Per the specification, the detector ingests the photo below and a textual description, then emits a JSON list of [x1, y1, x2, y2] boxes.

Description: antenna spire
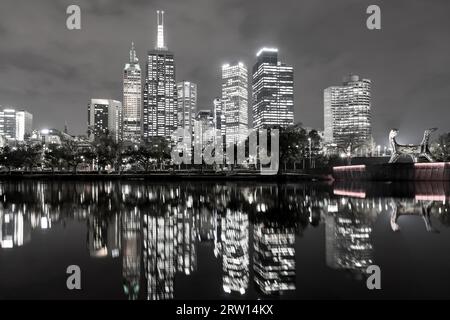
[[156, 10, 167, 50], [130, 41, 138, 63]]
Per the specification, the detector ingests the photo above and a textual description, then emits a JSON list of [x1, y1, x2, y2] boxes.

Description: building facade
[[177, 81, 197, 141], [0, 108, 33, 141], [213, 98, 226, 139], [222, 63, 248, 146], [123, 42, 142, 143], [324, 75, 372, 154], [143, 10, 177, 141], [88, 99, 122, 142], [194, 110, 215, 147], [252, 48, 294, 130]]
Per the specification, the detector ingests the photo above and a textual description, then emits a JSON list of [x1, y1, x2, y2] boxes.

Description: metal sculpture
[[388, 128, 437, 163]]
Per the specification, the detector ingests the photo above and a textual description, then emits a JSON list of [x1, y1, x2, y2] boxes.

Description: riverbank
[[0, 171, 332, 181]]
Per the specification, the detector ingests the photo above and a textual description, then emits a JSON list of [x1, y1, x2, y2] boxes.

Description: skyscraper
[[252, 48, 294, 130], [222, 63, 248, 145], [88, 99, 122, 142], [0, 108, 33, 141], [213, 98, 226, 138], [194, 110, 215, 147], [123, 42, 142, 143], [177, 81, 197, 140], [324, 75, 372, 154], [143, 10, 177, 141]]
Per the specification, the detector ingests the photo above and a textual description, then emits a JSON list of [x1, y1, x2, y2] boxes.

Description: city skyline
[[0, 0, 449, 146]]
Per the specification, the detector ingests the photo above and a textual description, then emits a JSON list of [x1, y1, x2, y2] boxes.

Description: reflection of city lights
[[40, 217, 49, 229]]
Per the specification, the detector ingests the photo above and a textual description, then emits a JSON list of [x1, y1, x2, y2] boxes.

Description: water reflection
[[1, 180, 450, 299]]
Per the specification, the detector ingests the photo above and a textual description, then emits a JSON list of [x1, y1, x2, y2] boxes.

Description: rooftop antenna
[[156, 10, 167, 50], [130, 41, 138, 63]]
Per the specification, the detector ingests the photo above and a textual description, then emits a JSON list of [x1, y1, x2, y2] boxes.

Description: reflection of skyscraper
[[87, 214, 121, 258], [0, 209, 31, 248], [144, 214, 176, 300], [198, 207, 215, 242], [325, 199, 374, 274], [122, 210, 141, 300], [175, 202, 197, 275], [253, 222, 296, 295], [221, 209, 249, 295]]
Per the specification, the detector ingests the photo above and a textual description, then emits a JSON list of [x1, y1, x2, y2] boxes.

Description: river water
[[1, 180, 450, 299]]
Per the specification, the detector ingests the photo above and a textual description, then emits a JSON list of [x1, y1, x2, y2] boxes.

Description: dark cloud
[[0, 0, 449, 147]]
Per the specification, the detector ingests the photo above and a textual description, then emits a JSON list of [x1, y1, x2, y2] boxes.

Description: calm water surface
[[1, 180, 450, 300]]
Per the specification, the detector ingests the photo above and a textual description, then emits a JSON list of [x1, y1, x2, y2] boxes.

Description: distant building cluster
[[87, 10, 297, 150], [0, 10, 376, 157]]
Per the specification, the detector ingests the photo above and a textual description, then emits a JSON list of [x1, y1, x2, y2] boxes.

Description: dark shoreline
[[0, 171, 332, 181]]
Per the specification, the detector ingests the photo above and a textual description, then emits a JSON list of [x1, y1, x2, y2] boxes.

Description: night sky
[[0, 0, 449, 146]]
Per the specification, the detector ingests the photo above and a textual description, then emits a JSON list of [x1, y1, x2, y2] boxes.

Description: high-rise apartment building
[[123, 42, 142, 143], [252, 48, 294, 129], [143, 10, 177, 141], [177, 81, 197, 140], [88, 99, 122, 142], [222, 63, 248, 145], [324, 74, 372, 153]]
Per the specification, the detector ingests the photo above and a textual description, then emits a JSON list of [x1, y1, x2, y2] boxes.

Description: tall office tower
[[252, 48, 294, 130], [177, 81, 197, 140], [222, 62, 248, 145], [324, 74, 372, 153], [87, 99, 122, 142], [194, 110, 215, 147], [213, 98, 226, 138], [123, 42, 142, 143], [253, 222, 296, 295], [143, 10, 177, 141], [0, 108, 33, 141]]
